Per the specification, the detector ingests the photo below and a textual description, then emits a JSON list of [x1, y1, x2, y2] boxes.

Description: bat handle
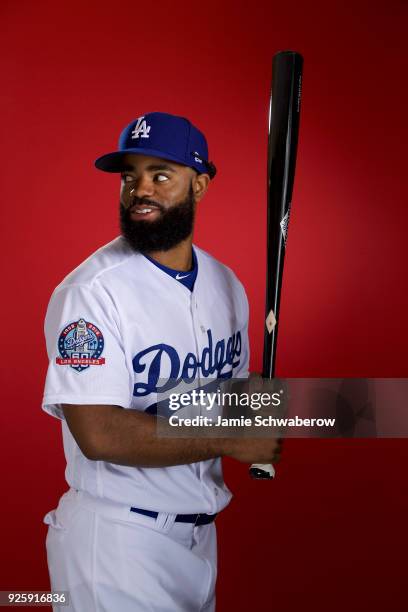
[[249, 463, 276, 479]]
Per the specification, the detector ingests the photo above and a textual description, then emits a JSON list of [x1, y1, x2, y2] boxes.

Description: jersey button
[[200, 325, 206, 333]]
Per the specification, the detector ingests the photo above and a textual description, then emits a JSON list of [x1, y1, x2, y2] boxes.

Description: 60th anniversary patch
[[56, 318, 105, 372]]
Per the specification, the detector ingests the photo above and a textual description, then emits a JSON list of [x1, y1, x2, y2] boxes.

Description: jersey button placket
[[190, 294, 202, 388], [190, 293, 203, 479], [192, 294, 208, 399]]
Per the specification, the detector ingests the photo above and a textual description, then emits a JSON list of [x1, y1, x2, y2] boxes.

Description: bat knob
[[249, 464, 276, 479]]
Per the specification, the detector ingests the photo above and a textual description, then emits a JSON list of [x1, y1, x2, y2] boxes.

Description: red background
[[1, 1, 407, 610]]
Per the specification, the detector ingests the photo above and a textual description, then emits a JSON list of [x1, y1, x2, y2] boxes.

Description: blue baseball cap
[[94, 112, 216, 179]]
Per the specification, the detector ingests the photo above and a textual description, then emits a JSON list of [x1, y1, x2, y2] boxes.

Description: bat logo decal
[[280, 207, 291, 246]]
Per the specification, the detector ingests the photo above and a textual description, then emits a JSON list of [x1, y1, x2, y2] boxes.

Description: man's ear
[[192, 173, 210, 202]]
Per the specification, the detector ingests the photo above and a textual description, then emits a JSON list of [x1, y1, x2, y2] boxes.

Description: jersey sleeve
[[42, 283, 132, 420]]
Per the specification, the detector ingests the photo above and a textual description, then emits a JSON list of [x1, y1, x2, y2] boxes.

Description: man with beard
[[42, 112, 279, 612]]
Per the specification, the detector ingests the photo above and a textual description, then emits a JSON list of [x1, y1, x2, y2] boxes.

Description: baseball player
[[42, 112, 279, 611]]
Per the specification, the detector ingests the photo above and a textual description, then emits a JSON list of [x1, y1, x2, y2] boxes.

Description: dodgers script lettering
[[132, 329, 242, 396]]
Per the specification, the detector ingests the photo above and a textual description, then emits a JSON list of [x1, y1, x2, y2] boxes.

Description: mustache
[[128, 196, 165, 213]]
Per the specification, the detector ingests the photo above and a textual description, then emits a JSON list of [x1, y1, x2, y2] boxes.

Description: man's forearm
[[63, 404, 228, 467]]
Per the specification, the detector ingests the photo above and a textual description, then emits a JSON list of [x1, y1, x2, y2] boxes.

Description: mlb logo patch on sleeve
[[56, 318, 105, 372]]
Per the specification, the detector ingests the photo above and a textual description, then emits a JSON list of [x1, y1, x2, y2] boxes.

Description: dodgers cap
[[94, 112, 216, 179]]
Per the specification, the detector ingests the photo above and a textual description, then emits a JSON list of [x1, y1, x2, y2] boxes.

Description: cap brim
[[94, 148, 193, 173]]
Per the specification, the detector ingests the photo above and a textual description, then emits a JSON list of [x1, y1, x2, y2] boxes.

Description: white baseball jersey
[[42, 236, 249, 514]]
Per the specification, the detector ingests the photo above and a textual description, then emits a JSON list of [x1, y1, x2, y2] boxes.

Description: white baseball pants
[[43, 489, 217, 612]]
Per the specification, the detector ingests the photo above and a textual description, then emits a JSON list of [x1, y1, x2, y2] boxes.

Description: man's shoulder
[[55, 236, 139, 292], [194, 245, 244, 288]]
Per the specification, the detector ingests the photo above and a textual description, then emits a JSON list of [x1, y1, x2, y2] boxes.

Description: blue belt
[[130, 507, 217, 526]]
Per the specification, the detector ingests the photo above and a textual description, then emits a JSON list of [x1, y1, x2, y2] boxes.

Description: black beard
[[120, 184, 195, 253]]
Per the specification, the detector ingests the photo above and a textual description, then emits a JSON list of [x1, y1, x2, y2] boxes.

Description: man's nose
[[130, 175, 155, 198]]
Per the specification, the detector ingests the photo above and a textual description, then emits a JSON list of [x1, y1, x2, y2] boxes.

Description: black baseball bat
[[250, 50, 304, 479]]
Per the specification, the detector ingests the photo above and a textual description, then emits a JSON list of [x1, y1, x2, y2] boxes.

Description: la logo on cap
[[131, 116, 151, 139]]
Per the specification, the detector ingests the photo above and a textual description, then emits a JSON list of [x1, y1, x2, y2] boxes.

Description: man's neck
[[145, 237, 193, 271]]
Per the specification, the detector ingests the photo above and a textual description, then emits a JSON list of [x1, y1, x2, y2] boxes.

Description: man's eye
[[122, 175, 134, 183], [155, 174, 169, 183]]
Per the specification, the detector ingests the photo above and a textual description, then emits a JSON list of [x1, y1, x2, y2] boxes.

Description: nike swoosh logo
[[176, 273, 190, 280]]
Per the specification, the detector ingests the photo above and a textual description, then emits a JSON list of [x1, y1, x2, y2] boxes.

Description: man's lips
[[129, 202, 162, 218]]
